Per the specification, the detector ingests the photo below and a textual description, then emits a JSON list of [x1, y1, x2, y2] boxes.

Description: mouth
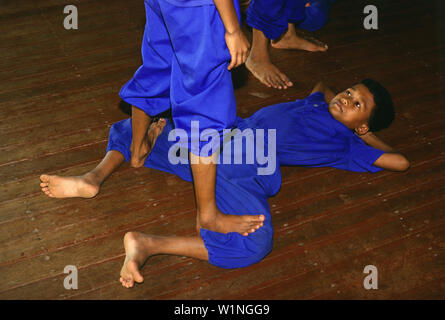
[[334, 101, 343, 113]]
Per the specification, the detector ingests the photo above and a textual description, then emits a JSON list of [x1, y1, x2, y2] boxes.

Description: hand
[[357, 131, 373, 138], [225, 29, 250, 70]]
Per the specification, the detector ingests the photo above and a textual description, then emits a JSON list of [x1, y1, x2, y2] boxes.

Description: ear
[[354, 123, 369, 136]]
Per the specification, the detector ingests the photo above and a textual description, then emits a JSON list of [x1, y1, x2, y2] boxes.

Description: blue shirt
[[105, 92, 385, 268], [236, 92, 385, 173], [161, 0, 216, 7]]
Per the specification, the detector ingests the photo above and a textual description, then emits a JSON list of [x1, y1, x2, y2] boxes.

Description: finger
[[241, 51, 248, 65], [228, 55, 236, 70], [234, 52, 242, 68]]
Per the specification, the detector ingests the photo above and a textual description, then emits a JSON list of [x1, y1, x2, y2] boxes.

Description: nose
[[341, 96, 352, 108]]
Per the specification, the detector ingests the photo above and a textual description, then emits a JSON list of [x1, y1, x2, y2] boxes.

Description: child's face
[[328, 84, 376, 134]]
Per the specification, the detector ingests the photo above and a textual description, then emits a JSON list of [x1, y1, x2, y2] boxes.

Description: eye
[[355, 102, 361, 108], [346, 90, 351, 96]]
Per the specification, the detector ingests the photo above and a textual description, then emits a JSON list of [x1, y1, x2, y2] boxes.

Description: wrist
[[225, 26, 242, 35]]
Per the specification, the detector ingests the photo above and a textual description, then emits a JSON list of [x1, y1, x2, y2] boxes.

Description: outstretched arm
[[359, 132, 410, 171], [311, 81, 336, 104], [213, 0, 250, 70]]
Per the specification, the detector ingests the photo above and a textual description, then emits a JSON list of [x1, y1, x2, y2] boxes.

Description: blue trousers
[[106, 118, 280, 268], [120, 0, 240, 156], [246, 0, 335, 39]]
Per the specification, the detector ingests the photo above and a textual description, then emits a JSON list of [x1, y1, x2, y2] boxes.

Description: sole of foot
[[39, 174, 99, 198], [120, 232, 148, 288]]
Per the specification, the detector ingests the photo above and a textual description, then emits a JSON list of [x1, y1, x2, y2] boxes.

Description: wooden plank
[[0, 0, 443, 300], [67, 181, 444, 300]]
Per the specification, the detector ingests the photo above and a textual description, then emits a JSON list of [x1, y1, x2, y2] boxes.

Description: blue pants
[[106, 118, 280, 269], [246, 0, 335, 39], [120, 0, 239, 156]]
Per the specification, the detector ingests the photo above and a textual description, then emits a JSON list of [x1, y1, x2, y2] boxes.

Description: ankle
[[249, 47, 270, 61], [83, 172, 102, 186], [197, 211, 216, 228]]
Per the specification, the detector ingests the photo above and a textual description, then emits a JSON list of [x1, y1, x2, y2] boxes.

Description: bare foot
[[130, 119, 166, 168], [40, 173, 100, 198], [120, 232, 151, 288], [198, 209, 265, 236], [130, 137, 150, 168], [147, 118, 166, 150], [271, 24, 328, 52], [246, 54, 293, 90]]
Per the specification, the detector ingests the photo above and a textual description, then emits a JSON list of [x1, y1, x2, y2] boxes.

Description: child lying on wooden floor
[[40, 79, 409, 288]]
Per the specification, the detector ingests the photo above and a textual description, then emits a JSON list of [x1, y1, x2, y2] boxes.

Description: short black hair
[[360, 79, 395, 132]]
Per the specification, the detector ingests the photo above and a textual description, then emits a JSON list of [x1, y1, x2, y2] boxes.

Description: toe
[[274, 75, 287, 88], [270, 78, 280, 89], [262, 76, 273, 88], [278, 73, 291, 86], [272, 77, 283, 89], [134, 274, 144, 283], [123, 277, 132, 288], [128, 260, 144, 283]]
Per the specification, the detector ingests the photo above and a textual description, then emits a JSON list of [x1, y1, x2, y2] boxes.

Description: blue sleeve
[[306, 91, 326, 103], [334, 137, 385, 173]]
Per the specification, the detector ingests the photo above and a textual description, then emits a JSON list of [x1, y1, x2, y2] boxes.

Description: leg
[[190, 154, 265, 236], [40, 150, 124, 199], [271, 23, 328, 51], [130, 106, 152, 168], [120, 231, 208, 288], [121, 0, 174, 167], [159, 3, 264, 236], [246, 28, 294, 90], [245, 0, 293, 89], [40, 119, 167, 198]]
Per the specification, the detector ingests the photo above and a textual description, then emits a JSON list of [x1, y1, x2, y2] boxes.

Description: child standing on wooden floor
[[121, 0, 267, 236]]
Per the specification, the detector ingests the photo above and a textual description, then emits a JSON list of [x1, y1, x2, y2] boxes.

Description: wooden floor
[[0, 0, 444, 300]]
